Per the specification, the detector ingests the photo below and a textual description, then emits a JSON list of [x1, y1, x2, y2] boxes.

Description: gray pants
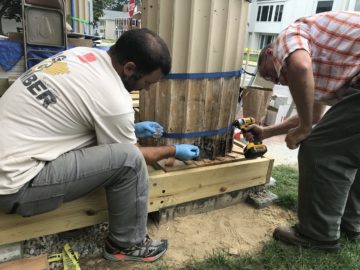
[[297, 83, 360, 241], [0, 143, 148, 247]]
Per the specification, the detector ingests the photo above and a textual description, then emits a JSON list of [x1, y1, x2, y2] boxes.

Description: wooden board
[[0, 255, 49, 270], [139, 78, 237, 156], [0, 151, 273, 245], [156, 142, 245, 172]]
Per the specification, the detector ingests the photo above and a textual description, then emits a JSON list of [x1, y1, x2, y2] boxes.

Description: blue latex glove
[[174, 144, 200, 160], [134, 121, 164, 138]]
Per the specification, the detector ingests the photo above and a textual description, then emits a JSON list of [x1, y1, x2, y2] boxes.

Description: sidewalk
[[265, 134, 298, 167]]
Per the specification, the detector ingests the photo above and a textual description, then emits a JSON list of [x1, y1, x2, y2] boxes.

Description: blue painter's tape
[[165, 69, 244, 80]]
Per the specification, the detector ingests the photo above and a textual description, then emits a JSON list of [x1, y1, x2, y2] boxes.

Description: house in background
[[114, 11, 141, 38], [98, 10, 124, 40], [247, 0, 360, 51], [98, 4, 141, 40]]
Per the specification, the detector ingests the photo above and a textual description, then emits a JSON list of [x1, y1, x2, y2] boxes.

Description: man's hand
[[174, 144, 200, 160], [243, 124, 266, 142], [135, 121, 163, 138], [285, 126, 311, 149]]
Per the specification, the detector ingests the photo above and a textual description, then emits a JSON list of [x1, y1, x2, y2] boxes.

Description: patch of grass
[[243, 53, 259, 63], [269, 165, 299, 211], [178, 239, 360, 270], [155, 165, 360, 270]]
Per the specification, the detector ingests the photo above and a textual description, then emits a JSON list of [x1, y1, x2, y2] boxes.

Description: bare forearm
[[261, 103, 325, 140], [263, 115, 299, 139], [138, 145, 176, 164]]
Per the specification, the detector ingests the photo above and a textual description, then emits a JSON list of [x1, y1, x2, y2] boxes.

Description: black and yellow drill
[[232, 117, 267, 159]]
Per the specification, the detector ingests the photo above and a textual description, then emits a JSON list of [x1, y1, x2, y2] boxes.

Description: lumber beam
[[0, 156, 273, 245]]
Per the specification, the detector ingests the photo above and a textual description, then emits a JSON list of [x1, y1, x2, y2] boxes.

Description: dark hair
[[257, 43, 273, 70], [109, 28, 171, 76]]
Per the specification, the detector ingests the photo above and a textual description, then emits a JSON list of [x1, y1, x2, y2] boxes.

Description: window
[[269, 6, 273, 21], [259, 34, 276, 49], [355, 0, 360, 11], [261, 6, 269, 21], [256, 5, 274, 22], [257, 6, 262, 21], [274, 5, 283, 22], [316, 1, 333, 13]]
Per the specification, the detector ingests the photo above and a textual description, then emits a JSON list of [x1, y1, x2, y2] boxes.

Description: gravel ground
[[23, 223, 108, 270]]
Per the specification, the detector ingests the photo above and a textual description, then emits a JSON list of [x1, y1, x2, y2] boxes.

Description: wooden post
[[140, 0, 250, 159]]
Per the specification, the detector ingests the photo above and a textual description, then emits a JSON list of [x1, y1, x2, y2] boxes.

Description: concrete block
[[246, 189, 279, 209], [0, 242, 23, 263], [158, 185, 264, 222]]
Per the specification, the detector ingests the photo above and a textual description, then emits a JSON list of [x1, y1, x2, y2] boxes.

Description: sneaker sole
[[103, 245, 168, 262]]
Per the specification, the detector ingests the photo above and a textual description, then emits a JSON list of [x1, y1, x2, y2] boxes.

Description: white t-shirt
[[0, 47, 137, 194]]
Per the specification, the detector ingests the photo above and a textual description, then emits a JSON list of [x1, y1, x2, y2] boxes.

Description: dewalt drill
[[232, 117, 267, 159]]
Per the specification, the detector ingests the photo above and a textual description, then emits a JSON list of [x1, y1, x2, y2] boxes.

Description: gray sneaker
[[103, 235, 168, 262]]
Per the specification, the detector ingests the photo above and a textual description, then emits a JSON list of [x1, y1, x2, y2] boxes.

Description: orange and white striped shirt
[[273, 11, 360, 105]]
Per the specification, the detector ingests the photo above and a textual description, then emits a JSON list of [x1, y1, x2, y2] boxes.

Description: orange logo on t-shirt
[[78, 53, 96, 63]]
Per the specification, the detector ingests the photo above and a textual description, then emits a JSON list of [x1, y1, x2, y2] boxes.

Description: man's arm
[[283, 49, 315, 149], [261, 102, 325, 139], [138, 145, 176, 164], [138, 144, 200, 164]]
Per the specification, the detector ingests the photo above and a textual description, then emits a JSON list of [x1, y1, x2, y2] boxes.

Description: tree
[[107, 0, 127, 11], [93, 0, 142, 21], [92, 0, 142, 32], [0, 0, 21, 36], [93, 0, 113, 22]]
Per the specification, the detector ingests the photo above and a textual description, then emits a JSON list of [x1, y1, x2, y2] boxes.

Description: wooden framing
[[0, 149, 273, 245]]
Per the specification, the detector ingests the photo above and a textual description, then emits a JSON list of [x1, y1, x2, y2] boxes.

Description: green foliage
[[0, 0, 21, 21], [106, 0, 128, 11], [0, 0, 22, 35], [269, 165, 299, 211], [93, 0, 142, 21], [93, 0, 113, 21]]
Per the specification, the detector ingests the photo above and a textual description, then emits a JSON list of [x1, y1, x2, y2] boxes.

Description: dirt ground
[[80, 203, 296, 269]]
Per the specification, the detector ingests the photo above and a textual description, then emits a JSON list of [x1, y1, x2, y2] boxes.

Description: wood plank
[[0, 156, 273, 245], [0, 255, 49, 270], [184, 80, 206, 145], [167, 80, 188, 146], [0, 189, 108, 245], [149, 157, 271, 210]]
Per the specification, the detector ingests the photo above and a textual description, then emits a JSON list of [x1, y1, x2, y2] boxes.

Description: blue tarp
[[26, 45, 67, 68], [0, 40, 23, 71], [0, 40, 110, 71]]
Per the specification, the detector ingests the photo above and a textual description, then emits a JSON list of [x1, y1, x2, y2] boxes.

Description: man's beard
[[121, 72, 143, 92]]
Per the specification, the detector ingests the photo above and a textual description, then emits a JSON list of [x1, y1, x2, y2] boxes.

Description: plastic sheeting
[[26, 45, 66, 68], [0, 40, 109, 71], [0, 40, 23, 71]]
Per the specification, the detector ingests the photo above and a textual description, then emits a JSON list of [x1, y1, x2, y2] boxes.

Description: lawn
[[152, 165, 360, 270], [243, 53, 259, 63]]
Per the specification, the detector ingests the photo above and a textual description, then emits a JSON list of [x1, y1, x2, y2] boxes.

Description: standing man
[[0, 28, 199, 262], [251, 11, 360, 251]]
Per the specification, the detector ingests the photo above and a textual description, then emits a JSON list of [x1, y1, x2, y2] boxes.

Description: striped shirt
[[272, 11, 360, 105]]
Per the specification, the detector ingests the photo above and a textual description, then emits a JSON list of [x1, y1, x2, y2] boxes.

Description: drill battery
[[232, 117, 267, 159]]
